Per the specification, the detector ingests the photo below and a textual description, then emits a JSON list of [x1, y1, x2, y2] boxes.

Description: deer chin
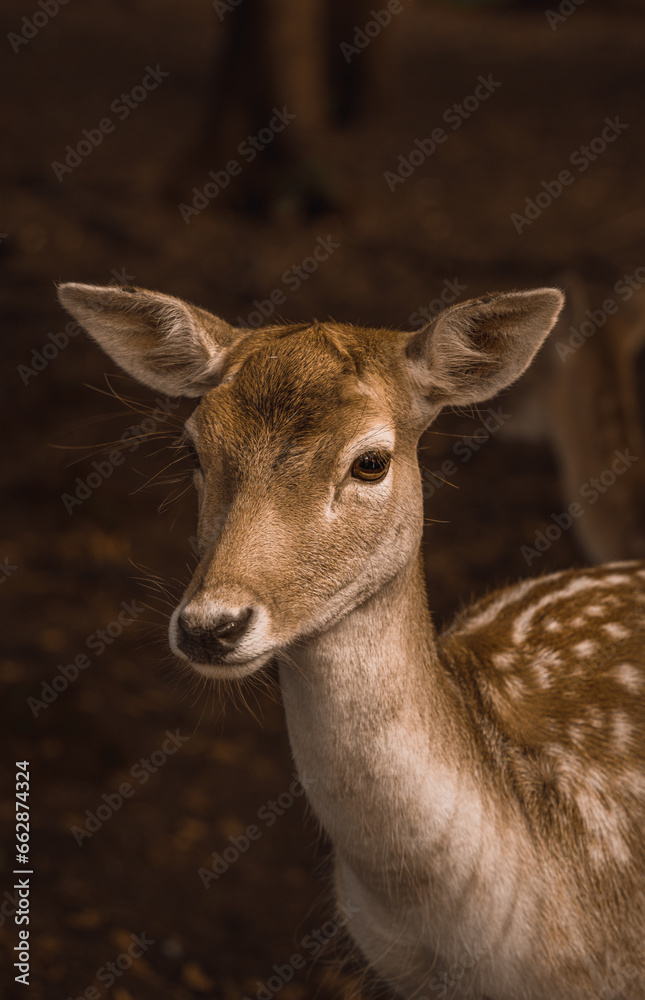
[[183, 650, 274, 680]]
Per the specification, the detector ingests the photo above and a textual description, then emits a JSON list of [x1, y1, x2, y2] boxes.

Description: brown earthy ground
[[1, 0, 645, 997]]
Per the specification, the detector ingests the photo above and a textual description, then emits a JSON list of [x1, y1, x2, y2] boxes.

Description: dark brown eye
[[186, 441, 201, 470], [351, 451, 391, 482]]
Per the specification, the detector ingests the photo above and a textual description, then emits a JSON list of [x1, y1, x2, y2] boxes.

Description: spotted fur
[[57, 281, 645, 1000]]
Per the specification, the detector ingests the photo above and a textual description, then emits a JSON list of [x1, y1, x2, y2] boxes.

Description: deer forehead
[[187, 324, 405, 468]]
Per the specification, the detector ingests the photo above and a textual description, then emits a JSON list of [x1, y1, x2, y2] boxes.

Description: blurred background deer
[[504, 271, 645, 563]]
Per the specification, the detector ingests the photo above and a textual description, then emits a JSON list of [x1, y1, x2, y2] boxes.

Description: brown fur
[[57, 282, 645, 999]]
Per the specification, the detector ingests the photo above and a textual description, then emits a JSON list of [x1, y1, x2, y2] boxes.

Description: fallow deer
[[57, 281, 645, 1000], [503, 273, 645, 566]]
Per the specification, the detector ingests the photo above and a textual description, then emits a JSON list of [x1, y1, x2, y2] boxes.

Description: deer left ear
[[57, 282, 241, 398], [404, 288, 564, 419]]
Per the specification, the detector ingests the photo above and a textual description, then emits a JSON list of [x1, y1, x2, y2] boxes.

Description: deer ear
[[405, 288, 564, 418], [57, 282, 240, 397]]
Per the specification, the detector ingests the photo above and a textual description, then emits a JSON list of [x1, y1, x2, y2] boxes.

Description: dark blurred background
[[2, 0, 645, 996]]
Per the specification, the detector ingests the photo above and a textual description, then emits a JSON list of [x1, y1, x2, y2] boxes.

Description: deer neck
[[279, 553, 509, 904]]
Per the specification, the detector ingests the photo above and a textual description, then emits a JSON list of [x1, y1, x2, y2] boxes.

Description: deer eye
[[351, 450, 391, 483], [186, 441, 202, 471]]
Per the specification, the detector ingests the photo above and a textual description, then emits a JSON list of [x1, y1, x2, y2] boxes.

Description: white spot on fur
[[602, 622, 630, 641], [574, 640, 597, 658], [531, 663, 552, 689], [611, 711, 633, 754], [530, 648, 560, 688], [585, 605, 607, 618], [492, 651, 516, 671], [505, 675, 527, 700], [545, 619, 561, 632], [511, 577, 600, 645], [610, 662, 643, 694], [458, 573, 566, 635]]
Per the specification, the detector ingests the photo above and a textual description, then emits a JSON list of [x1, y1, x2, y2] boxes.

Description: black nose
[[175, 607, 254, 662]]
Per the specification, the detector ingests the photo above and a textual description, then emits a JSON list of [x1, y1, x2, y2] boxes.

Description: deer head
[[58, 282, 563, 679]]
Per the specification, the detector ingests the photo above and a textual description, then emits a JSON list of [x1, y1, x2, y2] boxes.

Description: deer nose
[[175, 606, 254, 662]]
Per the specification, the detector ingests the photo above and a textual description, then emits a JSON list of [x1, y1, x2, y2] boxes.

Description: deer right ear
[[404, 288, 564, 421], [57, 282, 241, 397]]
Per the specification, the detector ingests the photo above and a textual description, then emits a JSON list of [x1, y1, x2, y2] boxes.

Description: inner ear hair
[[406, 288, 565, 411]]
